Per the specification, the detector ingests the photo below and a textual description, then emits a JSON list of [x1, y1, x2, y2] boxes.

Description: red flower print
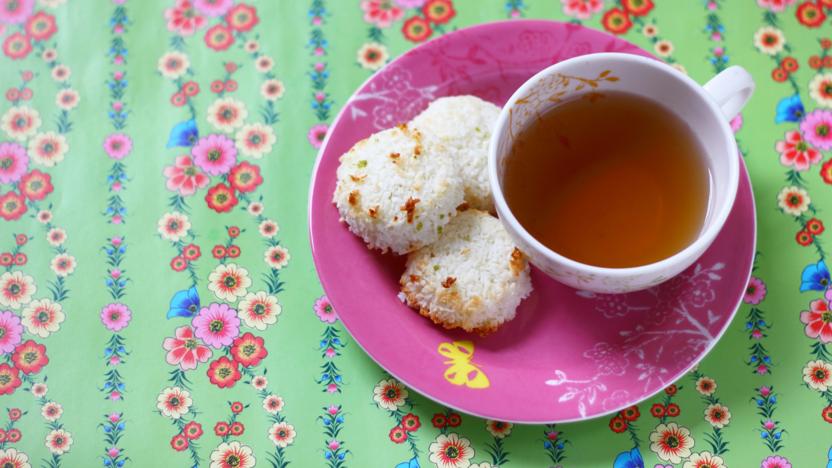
[[25, 11, 57, 41], [6, 428, 20, 443], [423, 0, 455, 24], [183, 421, 203, 439], [226, 245, 241, 258], [163, 326, 212, 371], [431, 413, 447, 428], [821, 159, 832, 184], [225, 3, 258, 31], [800, 298, 832, 342], [205, 183, 238, 213], [163, 156, 209, 197], [17, 169, 54, 200], [229, 421, 244, 436], [602, 8, 632, 34], [229, 332, 267, 368], [796, 229, 813, 246], [401, 413, 421, 432], [402, 16, 432, 42], [204, 24, 234, 51], [822, 405, 832, 423], [12, 253, 24, 266], [389, 425, 408, 444], [230, 401, 244, 414], [228, 161, 263, 193], [170, 433, 189, 451], [207, 356, 241, 388], [165, 0, 206, 36], [609, 415, 627, 433], [796, 1, 825, 27], [664, 384, 677, 396], [621, 0, 653, 16], [214, 421, 230, 436], [2, 33, 31, 60], [807, 218, 825, 235], [211, 80, 225, 93], [0, 429, 6, 442], [170, 255, 188, 272], [225, 79, 238, 92], [823, 36, 832, 48], [776, 130, 821, 170], [14, 234, 26, 245], [650, 403, 666, 418], [772, 67, 788, 83], [182, 80, 200, 97], [0, 364, 20, 395], [781, 56, 798, 73], [620, 405, 640, 421], [171, 91, 187, 107], [0, 254, 10, 266], [228, 226, 240, 237], [811, 55, 823, 69], [182, 243, 201, 261], [7, 408, 20, 421], [447, 413, 461, 427], [12, 340, 47, 375], [211, 245, 227, 258], [0, 191, 27, 221], [666, 403, 681, 417], [362, 0, 403, 28]]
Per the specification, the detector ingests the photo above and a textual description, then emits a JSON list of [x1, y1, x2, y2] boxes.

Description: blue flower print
[[775, 95, 804, 123], [801, 260, 830, 292], [166, 287, 200, 319], [613, 448, 643, 468], [395, 456, 419, 468], [166, 119, 199, 148]]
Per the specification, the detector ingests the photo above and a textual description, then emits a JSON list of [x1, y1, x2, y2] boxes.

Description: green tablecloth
[[0, 0, 830, 467]]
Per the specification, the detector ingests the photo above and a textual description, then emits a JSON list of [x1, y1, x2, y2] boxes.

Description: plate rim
[[307, 19, 758, 423]]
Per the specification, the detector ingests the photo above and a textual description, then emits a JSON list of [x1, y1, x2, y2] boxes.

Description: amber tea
[[503, 91, 710, 268]]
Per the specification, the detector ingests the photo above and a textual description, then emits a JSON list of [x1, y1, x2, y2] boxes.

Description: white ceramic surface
[[489, 52, 754, 293]]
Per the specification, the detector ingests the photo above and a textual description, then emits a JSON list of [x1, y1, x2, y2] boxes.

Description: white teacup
[[489, 53, 754, 293]]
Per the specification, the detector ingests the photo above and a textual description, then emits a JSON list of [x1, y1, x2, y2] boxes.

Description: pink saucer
[[308, 20, 755, 423]]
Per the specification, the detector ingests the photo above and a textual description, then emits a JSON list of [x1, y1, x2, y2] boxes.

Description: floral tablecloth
[[0, 0, 831, 467]]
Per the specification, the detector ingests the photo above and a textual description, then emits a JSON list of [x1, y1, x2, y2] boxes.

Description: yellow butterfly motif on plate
[[437, 340, 490, 389]]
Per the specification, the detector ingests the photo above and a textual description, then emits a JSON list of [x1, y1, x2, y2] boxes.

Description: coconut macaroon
[[333, 124, 465, 255], [399, 210, 532, 335], [411, 95, 501, 212]]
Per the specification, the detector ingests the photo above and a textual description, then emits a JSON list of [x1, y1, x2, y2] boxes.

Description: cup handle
[[703, 66, 755, 121]]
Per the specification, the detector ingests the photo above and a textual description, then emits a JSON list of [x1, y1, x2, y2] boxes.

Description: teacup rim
[[488, 52, 740, 278]]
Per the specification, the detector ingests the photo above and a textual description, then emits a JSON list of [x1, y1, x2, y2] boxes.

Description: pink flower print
[[113, 70, 123, 81], [801, 110, 832, 151], [327, 405, 339, 415], [744, 276, 767, 305], [192, 134, 237, 176], [315, 92, 326, 102], [107, 447, 120, 458], [0, 0, 34, 24], [103, 133, 133, 160], [195, 0, 233, 17], [763, 419, 776, 430], [711, 32, 721, 41], [0, 142, 28, 184], [800, 298, 832, 342], [164, 155, 209, 196], [112, 101, 123, 112], [192, 303, 240, 349], [112, 214, 123, 224], [113, 24, 124, 34], [108, 412, 121, 423], [325, 347, 336, 358], [561, 0, 604, 20], [113, 55, 124, 65], [109, 356, 120, 366], [761, 455, 792, 468], [314, 62, 325, 72], [760, 386, 771, 396], [328, 440, 340, 450], [0, 310, 23, 354], [311, 16, 321, 26], [110, 269, 121, 279], [757, 364, 768, 374], [111, 236, 122, 246], [100, 303, 132, 332], [756, 0, 795, 12], [361, 0, 403, 28], [163, 325, 212, 370], [730, 113, 743, 133], [308, 123, 328, 149], [395, 0, 425, 7], [776, 130, 821, 171], [110, 391, 121, 400], [314, 296, 337, 323], [751, 329, 763, 339], [165, 0, 205, 36], [326, 383, 338, 393]]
